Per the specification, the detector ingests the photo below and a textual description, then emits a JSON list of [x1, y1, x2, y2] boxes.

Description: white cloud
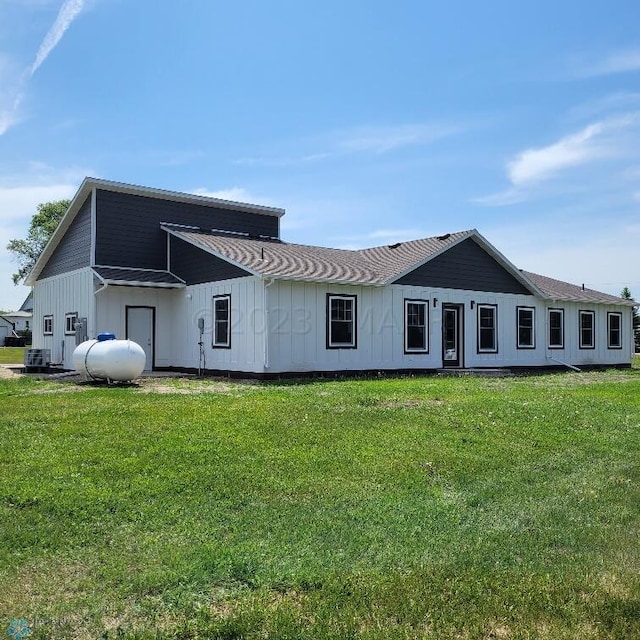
[[189, 187, 277, 207], [0, 0, 87, 137], [30, 0, 86, 76], [0, 170, 86, 309], [338, 123, 461, 154], [577, 48, 640, 78], [474, 114, 639, 206]]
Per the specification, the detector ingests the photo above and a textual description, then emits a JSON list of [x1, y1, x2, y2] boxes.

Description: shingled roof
[[164, 227, 477, 286], [522, 271, 634, 306], [164, 225, 632, 305]]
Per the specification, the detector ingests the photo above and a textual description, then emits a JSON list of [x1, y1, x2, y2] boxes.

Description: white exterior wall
[[172, 276, 267, 373], [95, 286, 179, 369], [32, 268, 95, 368], [263, 280, 633, 373]]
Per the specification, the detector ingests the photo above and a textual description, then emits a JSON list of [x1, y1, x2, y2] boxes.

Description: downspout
[[263, 278, 275, 371]]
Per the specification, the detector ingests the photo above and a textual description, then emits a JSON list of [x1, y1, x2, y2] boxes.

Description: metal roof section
[[92, 266, 185, 288]]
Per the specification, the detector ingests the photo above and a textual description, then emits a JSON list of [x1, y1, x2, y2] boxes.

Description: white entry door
[[126, 306, 154, 371]]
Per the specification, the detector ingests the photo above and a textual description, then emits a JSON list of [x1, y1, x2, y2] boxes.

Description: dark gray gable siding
[[170, 236, 251, 285], [393, 238, 531, 294], [38, 196, 91, 280], [95, 190, 279, 270]]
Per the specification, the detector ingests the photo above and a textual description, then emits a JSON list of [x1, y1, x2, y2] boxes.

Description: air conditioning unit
[[24, 349, 51, 372]]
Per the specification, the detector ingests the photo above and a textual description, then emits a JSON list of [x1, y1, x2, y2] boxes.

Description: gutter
[[263, 278, 276, 370], [546, 355, 581, 372]]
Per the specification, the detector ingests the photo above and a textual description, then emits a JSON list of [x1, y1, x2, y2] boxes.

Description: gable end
[[37, 196, 91, 281], [393, 237, 531, 294], [170, 235, 252, 285]]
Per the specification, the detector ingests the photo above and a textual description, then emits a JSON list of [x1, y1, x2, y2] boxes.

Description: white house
[[26, 178, 635, 376]]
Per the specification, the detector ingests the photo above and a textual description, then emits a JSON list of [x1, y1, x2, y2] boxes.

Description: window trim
[[516, 306, 536, 349], [326, 294, 357, 349], [477, 304, 498, 354], [579, 310, 596, 350], [65, 312, 78, 335], [547, 308, 564, 349], [404, 299, 429, 354], [607, 311, 623, 350], [43, 315, 53, 336], [212, 294, 231, 349]]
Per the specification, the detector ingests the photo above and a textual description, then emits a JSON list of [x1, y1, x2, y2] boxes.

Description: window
[[548, 309, 564, 348], [404, 300, 428, 353], [212, 295, 231, 348], [327, 294, 356, 348], [608, 312, 622, 349], [65, 312, 78, 335], [43, 315, 53, 335], [517, 307, 535, 349], [579, 310, 595, 349], [477, 304, 497, 353]]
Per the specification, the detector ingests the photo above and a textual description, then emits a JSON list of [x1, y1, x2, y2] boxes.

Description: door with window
[[126, 306, 155, 371], [442, 304, 463, 367]]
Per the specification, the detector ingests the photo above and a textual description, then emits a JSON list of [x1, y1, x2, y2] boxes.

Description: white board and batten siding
[[174, 276, 267, 373], [263, 280, 633, 373], [95, 286, 178, 369], [31, 268, 95, 368]]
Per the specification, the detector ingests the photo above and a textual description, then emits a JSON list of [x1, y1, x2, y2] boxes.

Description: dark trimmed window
[[405, 300, 428, 353], [608, 312, 622, 349], [65, 312, 78, 335], [327, 295, 356, 348], [579, 310, 595, 349], [477, 304, 497, 353], [43, 315, 53, 335], [212, 295, 231, 348], [548, 309, 564, 348], [517, 307, 535, 349]]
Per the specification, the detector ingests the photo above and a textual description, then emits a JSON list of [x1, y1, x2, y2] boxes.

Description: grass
[[0, 346, 25, 364], [0, 369, 639, 639]]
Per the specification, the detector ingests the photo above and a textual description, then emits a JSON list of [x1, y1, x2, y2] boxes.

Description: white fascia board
[[89, 177, 286, 218], [25, 177, 94, 285]]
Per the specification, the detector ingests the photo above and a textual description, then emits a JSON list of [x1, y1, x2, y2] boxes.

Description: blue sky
[[1, 0, 640, 310]]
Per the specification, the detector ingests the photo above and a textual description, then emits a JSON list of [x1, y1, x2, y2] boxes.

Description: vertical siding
[[262, 281, 633, 373], [95, 287, 179, 368], [38, 197, 92, 280], [32, 268, 95, 368]]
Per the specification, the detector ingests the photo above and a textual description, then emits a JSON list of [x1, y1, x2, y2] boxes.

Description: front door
[[126, 306, 154, 371], [442, 304, 463, 367]]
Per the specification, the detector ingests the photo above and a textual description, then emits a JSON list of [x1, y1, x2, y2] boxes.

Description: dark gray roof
[[165, 228, 474, 286], [93, 267, 185, 286], [523, 271, 634, 306]]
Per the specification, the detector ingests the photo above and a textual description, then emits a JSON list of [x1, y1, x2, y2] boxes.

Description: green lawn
[[1, 370, 639, 639], [0, 346, 25, 364]]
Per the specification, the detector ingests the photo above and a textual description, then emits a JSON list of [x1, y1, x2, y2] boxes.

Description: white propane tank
[[73, 334, 146, 382]]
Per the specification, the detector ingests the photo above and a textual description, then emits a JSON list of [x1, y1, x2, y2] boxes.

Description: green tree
[[6, 199, 70, 285]]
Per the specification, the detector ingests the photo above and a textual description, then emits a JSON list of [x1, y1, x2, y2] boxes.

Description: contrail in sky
[[0, 0, 86, 135], [30, 0, 86, 76]]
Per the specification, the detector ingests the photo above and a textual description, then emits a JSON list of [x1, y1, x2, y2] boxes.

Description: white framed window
[[477, 304, 498, 353], [607, 312, 622, 349], [517, 307, 535, 349], [327, 294, 356, 348], [579, 310, 595, 349], [212, 294, 231, 348], [65, 312, 78, 335], [43, 315, 53, 335], [404, 299, 428, 353], [548, 308, 564, 349]]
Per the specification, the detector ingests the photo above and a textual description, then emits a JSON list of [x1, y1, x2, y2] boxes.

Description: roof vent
[[388, 242, 401, 249], [437, 233, 451, 241]]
